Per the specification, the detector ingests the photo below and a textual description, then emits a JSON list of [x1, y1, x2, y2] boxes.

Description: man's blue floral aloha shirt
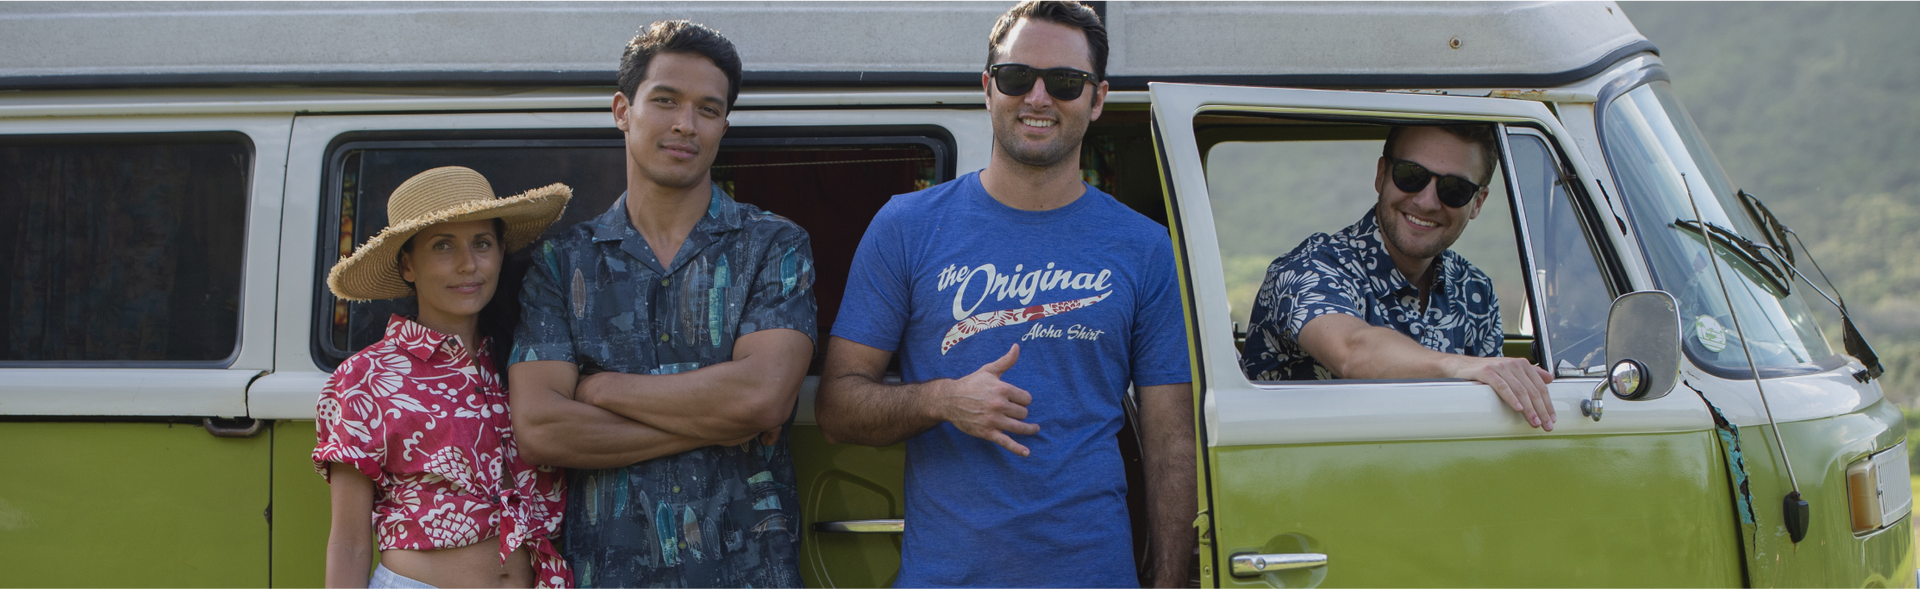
[[1240, 209, 1503, 381], [510, 185, 816, 588]]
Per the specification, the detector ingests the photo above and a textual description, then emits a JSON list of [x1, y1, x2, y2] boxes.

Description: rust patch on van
[[1488, 89, 1597, 103]]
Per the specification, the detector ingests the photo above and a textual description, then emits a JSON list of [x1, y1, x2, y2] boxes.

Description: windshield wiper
[[1713, 190, 1886, 382], [1672, 218, 1792, 297]]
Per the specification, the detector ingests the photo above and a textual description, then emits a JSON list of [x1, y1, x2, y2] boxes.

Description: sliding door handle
[[204, 417, 264, 438], [1230, 553, 1327, 576], [813, 519, 904, 533]]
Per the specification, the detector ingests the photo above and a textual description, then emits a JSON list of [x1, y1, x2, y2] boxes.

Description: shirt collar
[[589, 184, 743, 244], [385, 314, 449, 361], [699, 183, 744, 234], [383, 314, 482, 362], [589, 185, 744, 275], [1351, 210, 1415, 295], [1353, 209, 1464, 300]]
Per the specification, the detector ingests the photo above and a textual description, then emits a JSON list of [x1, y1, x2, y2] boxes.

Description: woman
[[316, 166, 572, 589]]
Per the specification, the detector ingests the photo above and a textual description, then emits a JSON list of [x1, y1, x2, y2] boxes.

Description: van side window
[[1509, 130, 1616, 374], [1198, 116, 1537, 382], [0, 133, 250, 363], [315, 133, 947, 373]]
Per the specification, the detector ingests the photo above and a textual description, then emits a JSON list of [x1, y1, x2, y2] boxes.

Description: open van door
[[1146, 83, 1745, 587]]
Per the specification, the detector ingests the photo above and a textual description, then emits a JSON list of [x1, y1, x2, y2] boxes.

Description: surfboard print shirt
[[833, 172, 1190, 588]]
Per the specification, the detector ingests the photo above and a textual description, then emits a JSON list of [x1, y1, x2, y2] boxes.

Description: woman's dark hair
[[987, 1, 1109, 82], [399, 218, 520, 372], [618, 20, 743, 112]]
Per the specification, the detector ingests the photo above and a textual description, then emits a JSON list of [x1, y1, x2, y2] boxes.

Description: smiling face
[[614, 51, 732, 191], [984, 18, 1107, 170], [1373, 126, 1492, 266], [399, 219, 503, 331]]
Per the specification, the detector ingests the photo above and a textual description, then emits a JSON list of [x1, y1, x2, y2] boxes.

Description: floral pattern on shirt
[[510, 186, 814, 588], [1240, 209, 1503, 381], [315, 315, 571, 588]]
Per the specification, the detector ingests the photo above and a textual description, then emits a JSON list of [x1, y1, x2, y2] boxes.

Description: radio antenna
[[1681, 173, 1808, 542]]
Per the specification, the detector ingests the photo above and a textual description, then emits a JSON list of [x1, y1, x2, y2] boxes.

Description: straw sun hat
[[327, 166, 570, 301]]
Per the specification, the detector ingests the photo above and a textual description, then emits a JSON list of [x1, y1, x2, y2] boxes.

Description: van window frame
[[1189, 111, 1574, 383], [308, 128, 956, 371], [0, 130, 255, 369], [1507, 125, 1628, 373]]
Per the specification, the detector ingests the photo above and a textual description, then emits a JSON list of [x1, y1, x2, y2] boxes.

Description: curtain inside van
[[0, 135, 249, 363]]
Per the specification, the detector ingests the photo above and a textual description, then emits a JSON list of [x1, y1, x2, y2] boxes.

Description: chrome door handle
[[1230, 553, 1327, 576], [813, 519, 904, 533]]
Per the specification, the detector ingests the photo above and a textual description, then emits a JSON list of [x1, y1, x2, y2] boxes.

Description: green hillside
[[1623, 2, 1920, 407]]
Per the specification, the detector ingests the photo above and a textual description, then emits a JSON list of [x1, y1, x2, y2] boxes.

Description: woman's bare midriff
[[380, 537, 533, 589]]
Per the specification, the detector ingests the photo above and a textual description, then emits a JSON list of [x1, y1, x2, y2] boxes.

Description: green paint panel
[[1738, 398, 1916, 587], [272, 420, 332, 588], [0, 422, 270, 587], [789, 424, 908, 588], [1208, 431, 1744, 587]]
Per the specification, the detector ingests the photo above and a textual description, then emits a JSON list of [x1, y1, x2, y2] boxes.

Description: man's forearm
[[1311, 317, 1459, 380], [1141, 383, 1198, 588], [514, 387, 720, 469], [576, 330, 812, 441], [579, 363, 794, 440], [815, 373, 943, 447]]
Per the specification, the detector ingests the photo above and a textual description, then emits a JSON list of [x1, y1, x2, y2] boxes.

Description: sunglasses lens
[[1434, 178, 1477, 208], [1041, 70, 1086, 101], [1390, 159, 1479, 208], [993, 65, 1039, 97], [1390, 161, 1431, 194]]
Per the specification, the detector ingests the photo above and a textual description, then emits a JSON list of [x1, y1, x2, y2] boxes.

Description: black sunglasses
[[1388, 158, 1484, 208], [989, 63, 1095, 101]]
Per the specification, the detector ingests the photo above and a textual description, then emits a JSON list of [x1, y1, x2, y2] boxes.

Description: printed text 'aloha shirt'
[[511, 186, 816, 588], [1241, 209, 1503, 381], [315, 315, 570, 588]]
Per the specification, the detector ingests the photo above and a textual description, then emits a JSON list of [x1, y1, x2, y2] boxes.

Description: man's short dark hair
[[1383, 125, 1499, 185], [987, 1, 1108, 82], [619, 20, 743, 112]]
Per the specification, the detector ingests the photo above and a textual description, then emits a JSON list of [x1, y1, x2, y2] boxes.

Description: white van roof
[[0, 1, 1651, 90]]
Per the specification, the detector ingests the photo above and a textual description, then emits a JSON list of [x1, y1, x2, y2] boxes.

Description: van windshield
[[1602, 81, 1836, 377]]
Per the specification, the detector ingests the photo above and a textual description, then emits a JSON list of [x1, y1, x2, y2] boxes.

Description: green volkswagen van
[[0, 2, 1907, 587]]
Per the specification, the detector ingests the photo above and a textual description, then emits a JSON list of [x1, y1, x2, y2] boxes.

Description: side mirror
[[1604, 291, 1683, 400], [1580, 291, 1683, 421]]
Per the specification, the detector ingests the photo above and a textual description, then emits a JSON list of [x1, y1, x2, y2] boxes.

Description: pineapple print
[[418, 503, 482, 546], [421, 446, 475, 494]]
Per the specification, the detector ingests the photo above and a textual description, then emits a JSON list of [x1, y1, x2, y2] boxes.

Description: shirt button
[[661, 278, 671, 286], [660, 333, 670, 342]]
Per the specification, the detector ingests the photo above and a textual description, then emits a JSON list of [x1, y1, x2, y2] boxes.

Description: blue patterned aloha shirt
[[1240, 209, 1502, 381], [510, 185, 816, 588]]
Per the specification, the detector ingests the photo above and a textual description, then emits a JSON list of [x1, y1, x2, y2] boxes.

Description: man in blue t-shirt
[[815, 2, 1195, 587]]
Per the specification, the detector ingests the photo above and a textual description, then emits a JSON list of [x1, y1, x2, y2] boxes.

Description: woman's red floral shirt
[[315, 315, 570, 588]]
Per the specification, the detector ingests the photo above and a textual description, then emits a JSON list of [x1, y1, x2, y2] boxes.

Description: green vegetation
[[1622, 2, 1920, 408]]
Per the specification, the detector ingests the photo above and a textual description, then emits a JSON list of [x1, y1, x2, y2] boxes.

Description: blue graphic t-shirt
[[1240, 209, 1503, 381], [833, 172, 1191, 588]]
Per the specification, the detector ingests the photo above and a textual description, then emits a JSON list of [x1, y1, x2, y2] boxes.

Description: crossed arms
[[508, 328, 813, 469]]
